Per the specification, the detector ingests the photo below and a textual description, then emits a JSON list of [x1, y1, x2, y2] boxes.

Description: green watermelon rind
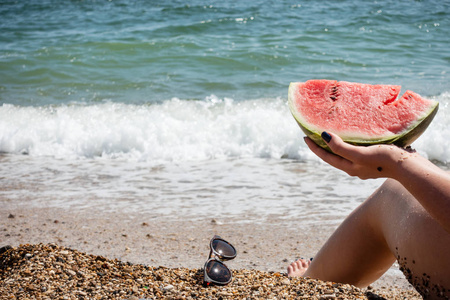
[[288, 82, 439, 150]]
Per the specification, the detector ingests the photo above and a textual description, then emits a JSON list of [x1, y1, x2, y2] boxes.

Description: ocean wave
[[0, 96, 308, 161], [414, 92, 450, 163], [0, 93, 449, 163]]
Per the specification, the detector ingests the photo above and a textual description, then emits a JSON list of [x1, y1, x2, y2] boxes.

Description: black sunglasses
[[203, 235, 237, 286]]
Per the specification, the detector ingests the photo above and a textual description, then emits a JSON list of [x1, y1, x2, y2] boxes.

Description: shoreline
[[1, 207, 420, 298]]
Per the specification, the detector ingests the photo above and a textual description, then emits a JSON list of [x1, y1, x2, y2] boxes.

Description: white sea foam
[[414, 92, 450, 163], [1, 93, 449, 163], [0, 96, 311, 162]]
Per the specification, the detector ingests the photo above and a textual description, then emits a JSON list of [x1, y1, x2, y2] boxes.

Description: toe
[[287, 258, 309, 277]]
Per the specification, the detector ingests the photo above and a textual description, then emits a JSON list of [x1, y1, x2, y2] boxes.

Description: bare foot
[[287, 258, 311, 277]]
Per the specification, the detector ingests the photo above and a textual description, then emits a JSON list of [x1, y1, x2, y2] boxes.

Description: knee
[[376, 179, 410, 220], [367, 179, 409, 208], [362, 179, 414, 235], [380, 179, 405, 195]]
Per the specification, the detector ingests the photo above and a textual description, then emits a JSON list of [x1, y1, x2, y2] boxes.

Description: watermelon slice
[[288, 80, 439, 149]]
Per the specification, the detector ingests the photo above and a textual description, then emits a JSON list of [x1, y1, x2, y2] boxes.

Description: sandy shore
[[1, 207, 421, 299]]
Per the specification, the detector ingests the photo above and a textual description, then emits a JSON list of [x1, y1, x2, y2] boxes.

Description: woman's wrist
[[388, 148, 437, 187], [383, 147, 422, 181]]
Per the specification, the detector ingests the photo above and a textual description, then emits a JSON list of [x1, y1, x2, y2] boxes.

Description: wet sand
[[0, 207, 421, 299]]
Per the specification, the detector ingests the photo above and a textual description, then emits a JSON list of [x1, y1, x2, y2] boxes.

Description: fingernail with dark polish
[[321, 131, 332, 143]]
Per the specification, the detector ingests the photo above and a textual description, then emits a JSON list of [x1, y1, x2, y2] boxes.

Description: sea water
[[1, 0, 449, 225]]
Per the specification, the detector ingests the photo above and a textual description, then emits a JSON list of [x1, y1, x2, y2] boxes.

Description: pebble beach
[[0, 243, 423, 300], [1, 207, 422, 299]]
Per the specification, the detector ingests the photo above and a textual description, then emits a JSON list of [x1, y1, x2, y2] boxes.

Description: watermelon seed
[[377, 167, 383, 172], [330, 85, 340, 101]]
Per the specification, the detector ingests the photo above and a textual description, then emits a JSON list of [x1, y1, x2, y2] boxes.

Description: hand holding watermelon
[[304, 131, 419, 180]]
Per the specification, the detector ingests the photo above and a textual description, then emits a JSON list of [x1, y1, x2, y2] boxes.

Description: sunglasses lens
[[212, 239, 236, 258], [205, 260, 231, 283]]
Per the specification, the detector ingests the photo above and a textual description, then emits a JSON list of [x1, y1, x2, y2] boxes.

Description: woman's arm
[[305, 132, 450, 233]]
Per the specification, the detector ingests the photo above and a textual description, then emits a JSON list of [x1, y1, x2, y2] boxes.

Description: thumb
[[321, 131, 361, 161]]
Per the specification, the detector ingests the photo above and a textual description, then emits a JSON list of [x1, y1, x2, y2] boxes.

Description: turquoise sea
[[1, 1, 449, 224]]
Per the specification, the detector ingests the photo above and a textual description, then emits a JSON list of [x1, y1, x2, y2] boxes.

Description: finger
[[304, 136, 354, 171], [321, 132, 364, 162]]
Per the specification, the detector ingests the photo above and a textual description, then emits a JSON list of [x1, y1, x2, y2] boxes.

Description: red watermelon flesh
[[288, 80, 439, 147]]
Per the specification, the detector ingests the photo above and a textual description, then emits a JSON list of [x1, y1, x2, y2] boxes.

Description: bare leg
[[289, 180, 396, 287], [288, 179, 450, 296]]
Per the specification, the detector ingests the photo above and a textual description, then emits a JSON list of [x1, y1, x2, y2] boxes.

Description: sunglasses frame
[[203, 235, 237, 286]]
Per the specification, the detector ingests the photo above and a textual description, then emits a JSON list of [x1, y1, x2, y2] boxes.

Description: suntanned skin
[[287, 132, 450, 298]]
